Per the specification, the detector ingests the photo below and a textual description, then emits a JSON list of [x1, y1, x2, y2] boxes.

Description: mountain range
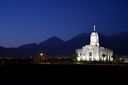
[[0, 32, 128, 58]]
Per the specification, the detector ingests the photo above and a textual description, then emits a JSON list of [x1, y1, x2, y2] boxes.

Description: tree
[[71, 53, 77, 61], [113, 55, 119, 63]]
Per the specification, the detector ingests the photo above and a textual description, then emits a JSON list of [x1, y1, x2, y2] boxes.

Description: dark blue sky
[[0, 0, 128, 47]]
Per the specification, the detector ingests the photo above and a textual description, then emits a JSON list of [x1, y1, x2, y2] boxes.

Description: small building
[[76, 25, 113, 61]]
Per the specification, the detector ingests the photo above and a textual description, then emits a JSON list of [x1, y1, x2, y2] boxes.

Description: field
[[0, 64, 128, 84]]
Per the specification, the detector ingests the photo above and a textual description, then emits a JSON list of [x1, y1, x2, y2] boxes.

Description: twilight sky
[[0, 0, 128, 47]]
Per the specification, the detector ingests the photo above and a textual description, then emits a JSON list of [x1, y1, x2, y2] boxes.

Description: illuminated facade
[[76, 25, 113, 61]]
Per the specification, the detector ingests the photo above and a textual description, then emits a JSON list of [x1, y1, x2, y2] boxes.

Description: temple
[[76, 25, 113, 61]]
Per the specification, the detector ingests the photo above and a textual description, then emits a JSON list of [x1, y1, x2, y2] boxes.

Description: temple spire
[[93, 25, 96, 31]]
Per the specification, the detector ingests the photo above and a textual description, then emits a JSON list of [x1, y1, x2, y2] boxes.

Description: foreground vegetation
[[0, 56, 127, 64]]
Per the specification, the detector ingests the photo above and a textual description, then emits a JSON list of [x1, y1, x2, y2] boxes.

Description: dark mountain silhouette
[[108, 32, 128, 55], [64, 33, 90, 55], [0, 32, 128, 58], [38, 36, 65, 57]]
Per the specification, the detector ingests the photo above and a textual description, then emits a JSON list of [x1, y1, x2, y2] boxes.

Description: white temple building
[[76, 25, 113, 61]]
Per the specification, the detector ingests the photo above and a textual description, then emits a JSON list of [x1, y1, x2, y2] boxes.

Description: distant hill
[[0, 32, 128, 58]]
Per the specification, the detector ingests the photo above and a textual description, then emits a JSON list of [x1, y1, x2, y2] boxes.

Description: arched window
[[89, 52, 92, 56]]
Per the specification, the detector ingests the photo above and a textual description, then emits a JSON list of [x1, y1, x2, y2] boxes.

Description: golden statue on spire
[[93, 25, 96, 31]]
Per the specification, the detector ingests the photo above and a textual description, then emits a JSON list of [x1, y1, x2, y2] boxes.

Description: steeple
[[90, 25, 99, 46]]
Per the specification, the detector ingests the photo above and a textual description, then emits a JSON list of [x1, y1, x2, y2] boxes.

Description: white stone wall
[[76, 45, 113, 62]]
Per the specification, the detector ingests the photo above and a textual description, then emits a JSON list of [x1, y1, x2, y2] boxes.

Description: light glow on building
[[76, 25, 113, 62]]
